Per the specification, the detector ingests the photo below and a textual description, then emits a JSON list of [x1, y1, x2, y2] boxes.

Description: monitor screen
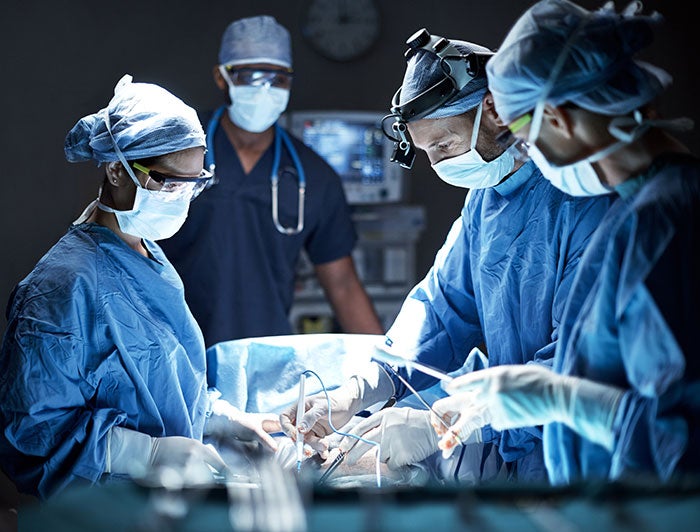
[[287, 111, 404, 204]]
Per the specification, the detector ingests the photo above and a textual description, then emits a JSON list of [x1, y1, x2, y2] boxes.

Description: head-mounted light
[[382, 28, 493, 169]]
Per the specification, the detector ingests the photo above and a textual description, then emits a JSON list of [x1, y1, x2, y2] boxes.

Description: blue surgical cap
[[487, 0, 671, 124], [218, 15, 292, 69], [64, 75, 205, 164], [399, 39, 492, 120]]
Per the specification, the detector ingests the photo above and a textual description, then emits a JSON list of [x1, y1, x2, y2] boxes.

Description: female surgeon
[[432, 0, 699, 485], [0, 75, 278, 499]]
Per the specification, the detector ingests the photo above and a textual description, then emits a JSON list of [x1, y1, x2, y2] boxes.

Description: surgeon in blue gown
[[433, 0, 700, 485], [280, 31, 612, 483], [0, 75, 279, 500]]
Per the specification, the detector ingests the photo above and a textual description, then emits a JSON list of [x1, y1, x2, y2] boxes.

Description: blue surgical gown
[[160, 114, 357, 347], [0, 223, 209, 498], [384, 161, 613, 481], [545, 153, 700, 485]]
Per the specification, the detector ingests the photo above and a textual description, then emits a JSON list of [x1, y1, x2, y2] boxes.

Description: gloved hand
[[149, 436, 229, 484], [205, 398, 280, 452], [106, 427, 229, 486], [441, 364, 625, 451], [429, 393, 485, 459], [339, 407, 439, 470], [279, 363, 394, 456]]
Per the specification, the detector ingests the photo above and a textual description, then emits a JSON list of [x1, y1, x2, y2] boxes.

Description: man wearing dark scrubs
[[161, 15, 383, 346]]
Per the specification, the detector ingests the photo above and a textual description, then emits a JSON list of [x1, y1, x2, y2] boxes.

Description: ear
[[105, 161, 128, 186], [213, 65, 227, 91], [543, 104, 575, 139], [482, 92, 505, 126]]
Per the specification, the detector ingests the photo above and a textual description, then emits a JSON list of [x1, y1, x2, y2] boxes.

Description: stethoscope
[[205, 105, 306, 235]]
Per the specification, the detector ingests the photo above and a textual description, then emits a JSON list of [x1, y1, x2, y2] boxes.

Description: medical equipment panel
[[290, 204, 426, 333], [288, 110, 405, 204]]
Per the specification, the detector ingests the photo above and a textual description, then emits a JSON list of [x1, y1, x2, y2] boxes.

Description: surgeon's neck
[[221, 112, 275, 174], [595, 129, 690, 187], [89, 207, 149, 258], [507, 157, 527, 181]]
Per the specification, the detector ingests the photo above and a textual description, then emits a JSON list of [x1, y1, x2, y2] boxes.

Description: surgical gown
[[0, 223, 209, 498], [385, 161, 613, 481], [545, 153, 700, 485]]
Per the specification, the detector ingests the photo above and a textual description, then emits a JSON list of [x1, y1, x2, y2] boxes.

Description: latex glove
[[106, 427, 228, 486], [429, 393, 485, 459], [443, 364, 625, 451], [338, 407, 439, 470], [279, 363, 394, 456], [205, 398, 280, 452], [279, 383, 360, 458]]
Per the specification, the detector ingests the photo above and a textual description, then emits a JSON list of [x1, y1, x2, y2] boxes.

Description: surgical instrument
[[382, 364, 454, 433], [318, 450, 346, 485], [371, 344, 454, 383], [296, 372, 306, 473], [371, 345, 457, 437]]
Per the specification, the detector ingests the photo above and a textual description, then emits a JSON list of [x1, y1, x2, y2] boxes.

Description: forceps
[[318, 450, 346, 485]]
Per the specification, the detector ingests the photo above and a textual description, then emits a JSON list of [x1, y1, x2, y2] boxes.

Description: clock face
[[301, 0, 381, 62]]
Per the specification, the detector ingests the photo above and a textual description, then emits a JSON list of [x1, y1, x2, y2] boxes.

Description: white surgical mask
[[431, 103, 516, 189], [528, 144, 612, 196], [98, 185, 190, 241], [227, 84, 289, 133]]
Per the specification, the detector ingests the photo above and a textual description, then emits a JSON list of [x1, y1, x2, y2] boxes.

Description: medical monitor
[[288, 110, 404, 204]]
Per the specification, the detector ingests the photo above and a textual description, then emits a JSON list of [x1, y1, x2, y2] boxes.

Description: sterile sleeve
[[610, 284, 690, 480], [488, 193, 613, 463], [547, 176, 698, 484], [0, 278, 126, 499], [384, 207, 484, 400], [608, 180, 700, 480]]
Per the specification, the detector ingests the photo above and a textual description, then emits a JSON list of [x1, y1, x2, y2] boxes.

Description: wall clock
[[301, 0, 381, 62]]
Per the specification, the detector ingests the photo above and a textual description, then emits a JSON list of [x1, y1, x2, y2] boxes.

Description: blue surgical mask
[[227, 84, 289, 133], [431, 103, 516, 189]]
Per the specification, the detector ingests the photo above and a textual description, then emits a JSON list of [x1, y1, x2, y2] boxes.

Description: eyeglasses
[[132, 162, 212, 201], [508, 113, 533, 135], [221, 66, 294, 90]]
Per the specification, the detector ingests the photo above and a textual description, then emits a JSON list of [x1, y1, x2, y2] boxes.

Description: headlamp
[[382, 28, 493, 169]]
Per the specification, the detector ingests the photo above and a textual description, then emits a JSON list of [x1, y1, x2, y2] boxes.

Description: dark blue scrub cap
[[400, 39, 492, 120]]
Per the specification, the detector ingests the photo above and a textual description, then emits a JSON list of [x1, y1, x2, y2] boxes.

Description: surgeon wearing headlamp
[[280, 28, 612, 483], [432, 0, 700, 486]]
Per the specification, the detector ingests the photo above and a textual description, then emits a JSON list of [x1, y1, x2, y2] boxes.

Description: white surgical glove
[[106, 427, 228, 486], [205, 398, 280, 452], [429, 394, 485, 459], [279, 363, 395, 456], [339, 407, 440, 470], [442, 365, 625, 451]]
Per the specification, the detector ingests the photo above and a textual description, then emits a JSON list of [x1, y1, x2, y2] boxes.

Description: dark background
[[0, 0, 696, 511], [0, 0, 695, 338]]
